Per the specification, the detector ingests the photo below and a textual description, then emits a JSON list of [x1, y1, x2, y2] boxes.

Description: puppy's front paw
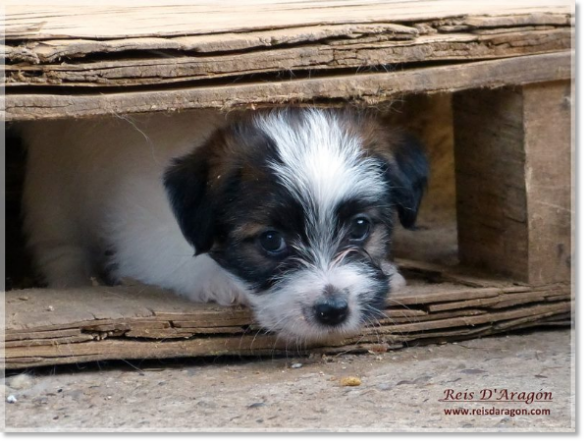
[[188, 272, 250, 307], [381, 260, 406, 292], [206, 285, 250, 307], [184, 282, 249, 307], [389, 272, 406, 292], [176, 255, 251, 306]]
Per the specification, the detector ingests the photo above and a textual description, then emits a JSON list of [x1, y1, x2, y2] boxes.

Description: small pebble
[[290, 363, 303, 369], [47, 305, 54, 312], [377, 383, 392, 391], [340, 376, 362, 387], [460, 368, 486, 375], [247, 402, 266, 409], [6, 395, 17, 404], [368, 344, 388, 354]]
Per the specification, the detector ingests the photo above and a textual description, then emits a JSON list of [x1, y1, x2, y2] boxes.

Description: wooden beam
[[453, 80, 572, 284], [3, 51, 572, 121], [2, 261, 571, 369], [3, 1, 572, 41], [4, 29, 571, 88]]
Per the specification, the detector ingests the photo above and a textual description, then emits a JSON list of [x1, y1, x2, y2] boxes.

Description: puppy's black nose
[[314, 298, 349, 326]]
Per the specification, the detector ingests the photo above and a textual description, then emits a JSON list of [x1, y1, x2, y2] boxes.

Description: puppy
[[21, 108, 428, 341]]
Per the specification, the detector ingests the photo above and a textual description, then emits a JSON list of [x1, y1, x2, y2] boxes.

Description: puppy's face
[[165, 109, 427, 341]]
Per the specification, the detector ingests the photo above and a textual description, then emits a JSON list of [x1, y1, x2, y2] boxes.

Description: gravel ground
[[2, 329, 574, 432]]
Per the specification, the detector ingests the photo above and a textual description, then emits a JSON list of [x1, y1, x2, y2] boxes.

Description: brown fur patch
[[232, 222, 267, 241], [364, 224, 390, 260]]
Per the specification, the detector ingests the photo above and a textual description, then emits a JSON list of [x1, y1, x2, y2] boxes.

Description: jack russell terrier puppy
[[21, 108, 428, 341]]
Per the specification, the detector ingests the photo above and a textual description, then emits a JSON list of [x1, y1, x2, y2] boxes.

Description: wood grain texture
[[2, 261, 571, 369], [453, 80, 572, 284], [4, 23, 419, 63], [4, 29, 571, 88], [3, 1, 573, 40], [524, 81, 573, 284], [3, 51, 572, 121], [3, 1, 573, 119]]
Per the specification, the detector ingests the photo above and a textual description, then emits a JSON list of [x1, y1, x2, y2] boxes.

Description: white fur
[[22, 111, 247, 305], [257, 110, 386, 212]]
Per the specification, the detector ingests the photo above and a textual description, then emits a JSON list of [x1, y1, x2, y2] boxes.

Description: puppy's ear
[[386, 134, 429, 229], [164, 153, 215, 254]]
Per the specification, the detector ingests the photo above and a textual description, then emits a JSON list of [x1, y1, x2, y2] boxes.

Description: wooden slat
[[4, 306, 570, 370], [3, 1, 573, 41], [524, 82, 573, 284], [3, 51, 572, 121], [453, 80, 572, 284], [5, 23, 418, 64], [4, 29, 571, 88], [2, 259, 572, 369]]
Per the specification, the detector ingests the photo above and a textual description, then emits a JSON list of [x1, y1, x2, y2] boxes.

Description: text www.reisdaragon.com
[[443, 407, 551, 417]]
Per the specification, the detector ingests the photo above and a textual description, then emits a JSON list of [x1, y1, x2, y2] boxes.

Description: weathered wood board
[[454, 80, 572, 285], [4, 29, 572, 88], [3, 51, 573, 121], [2, 261, 572, 370], [2, 1, 574, 41], [3, 1, 574, 120]]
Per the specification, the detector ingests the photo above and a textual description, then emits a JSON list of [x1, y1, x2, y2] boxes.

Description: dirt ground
[[2, 329, 574, 432]]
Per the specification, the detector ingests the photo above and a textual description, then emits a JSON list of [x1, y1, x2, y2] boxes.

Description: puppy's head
[[164, 108, 428, 341]]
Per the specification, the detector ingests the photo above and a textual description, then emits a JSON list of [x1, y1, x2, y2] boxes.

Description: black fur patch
[[381, 135, 429, 229], [164, 153, 214, 253], [210, 175, 308, 291]]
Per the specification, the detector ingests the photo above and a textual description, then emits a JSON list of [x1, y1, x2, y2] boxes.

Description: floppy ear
[[163, 152, 215, 254], [387, 134, 429, 229]]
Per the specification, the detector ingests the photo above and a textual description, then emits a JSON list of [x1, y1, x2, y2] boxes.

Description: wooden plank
[[3, 51, 572, 121], [3, 1, 573, 41], [5, 305, 570, 370], [375, 301, 570, 333], [3, 279, 568, 336], [398, 258, 520, 288], [453, 80, 572, 284], [3, 23, 419, 63], [428, 288, 569, 312], [1, 279, 478, 334], [3, 328, 82, 342], [524, 82, 573, 285], [2, 263, 571, 369], [378, 309, 488, 325], [454, 87, 531, 281], [4, 28, 571, 88], [388, 287, 502, 305], [4, 335, 95, 348]]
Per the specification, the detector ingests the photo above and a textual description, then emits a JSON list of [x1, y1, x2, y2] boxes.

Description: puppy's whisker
[[365, 313, 383, 345]]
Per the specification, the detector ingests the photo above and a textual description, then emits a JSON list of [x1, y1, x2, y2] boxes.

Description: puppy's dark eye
[[349, 217, 371, 241], [259, 231, 287, 255]]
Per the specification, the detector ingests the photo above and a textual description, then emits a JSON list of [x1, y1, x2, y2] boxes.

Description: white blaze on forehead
[[255, 110, 386, 213]]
